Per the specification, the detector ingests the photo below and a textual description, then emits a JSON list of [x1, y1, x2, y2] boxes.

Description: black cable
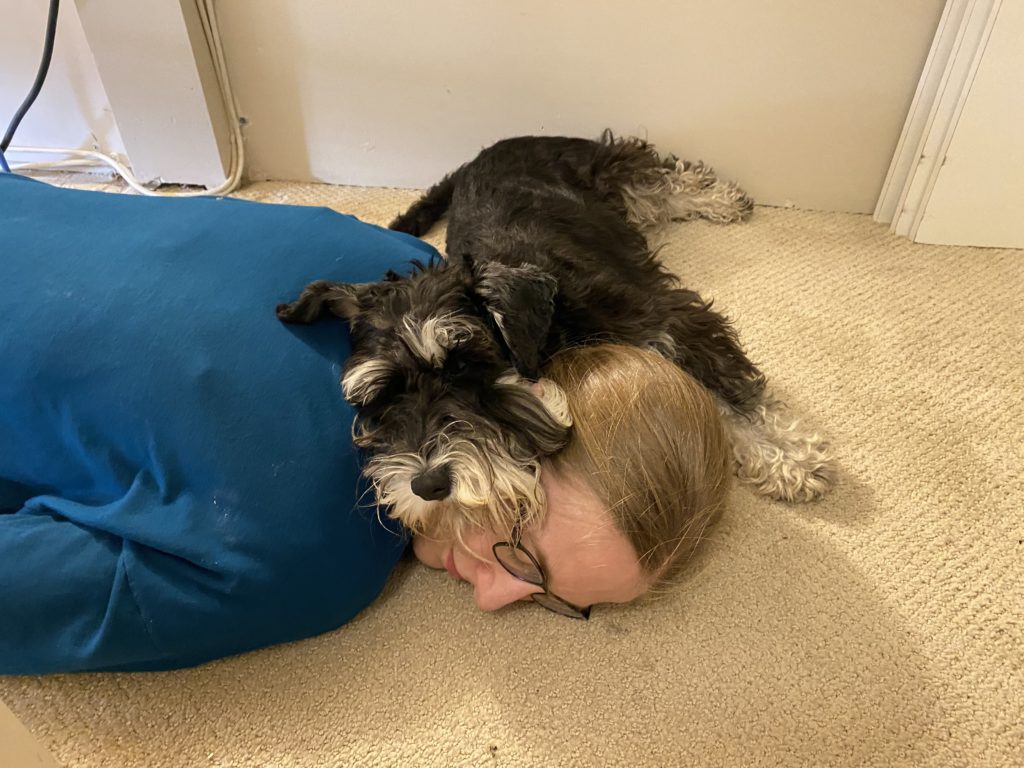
[[0, 0, 61, 172]]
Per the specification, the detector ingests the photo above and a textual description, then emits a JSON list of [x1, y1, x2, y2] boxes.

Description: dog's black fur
[[277, 132, 766, 531], [389, 133, 764, 406]]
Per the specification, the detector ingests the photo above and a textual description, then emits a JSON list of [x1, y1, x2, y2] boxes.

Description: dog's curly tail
[[389, 173, 456, 237]]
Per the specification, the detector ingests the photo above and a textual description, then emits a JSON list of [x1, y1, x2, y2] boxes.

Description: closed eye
[[445, 355, 473, 377]]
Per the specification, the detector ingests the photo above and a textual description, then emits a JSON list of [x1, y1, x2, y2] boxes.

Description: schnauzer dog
[[277, 131, 835, 539]]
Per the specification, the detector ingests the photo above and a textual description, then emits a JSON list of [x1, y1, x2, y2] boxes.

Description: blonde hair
[[543, 344, 732, 593]]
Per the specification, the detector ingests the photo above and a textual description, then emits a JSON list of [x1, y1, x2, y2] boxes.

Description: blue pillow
[[0, 174, 435, 673]]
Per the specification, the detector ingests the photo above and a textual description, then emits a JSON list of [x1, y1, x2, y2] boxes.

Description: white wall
[[0, 1, 125, 161], [1, 1, 945, 213], [217, 0, 946, 212]]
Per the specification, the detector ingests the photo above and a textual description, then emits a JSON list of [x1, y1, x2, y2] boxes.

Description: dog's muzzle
[[410, 464, 452, 501]]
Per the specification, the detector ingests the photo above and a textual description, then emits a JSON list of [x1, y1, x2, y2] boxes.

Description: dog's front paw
[[721, 401, 838, 503], [735, 436, 838, 503], [275, 300, 306, 323]]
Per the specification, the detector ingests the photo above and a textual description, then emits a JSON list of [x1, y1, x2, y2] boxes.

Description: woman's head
[[544, 343, 733, 594], [413, 343, 732, 612]]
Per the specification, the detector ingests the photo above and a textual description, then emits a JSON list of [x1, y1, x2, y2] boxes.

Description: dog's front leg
[[661, 291, 766, 414], [276, 280, 360, 324]]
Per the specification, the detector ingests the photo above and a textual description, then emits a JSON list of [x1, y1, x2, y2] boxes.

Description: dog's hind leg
[[664, 159, 754, 225], [389, 174, 456, 236], [618, 156, 754, 228], [593, 133, 754, 228]]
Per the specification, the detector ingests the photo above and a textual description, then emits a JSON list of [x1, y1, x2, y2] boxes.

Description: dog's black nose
[[410, 466, 452, 501]]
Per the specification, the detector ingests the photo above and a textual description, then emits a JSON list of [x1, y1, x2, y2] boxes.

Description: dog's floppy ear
[[276, 280, 367, 324], [472, 262, 557, 378]]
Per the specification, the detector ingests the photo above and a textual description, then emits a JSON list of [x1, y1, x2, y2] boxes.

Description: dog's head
[[277, 256, 571, 538]]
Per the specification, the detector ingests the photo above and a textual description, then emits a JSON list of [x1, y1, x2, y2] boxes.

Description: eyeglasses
[[491, 524, 592, 620]]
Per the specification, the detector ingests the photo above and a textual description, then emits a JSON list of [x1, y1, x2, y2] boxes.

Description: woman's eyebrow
[[528, 538, 596, 603], [519, 532, 565, 590]]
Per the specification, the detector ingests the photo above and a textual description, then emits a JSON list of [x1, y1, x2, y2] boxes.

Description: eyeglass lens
[[493, 543, 543, 585], [493, 543, 589, 619]]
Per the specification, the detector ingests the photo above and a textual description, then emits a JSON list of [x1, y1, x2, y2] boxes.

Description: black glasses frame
[[491, 527, 592, 620]]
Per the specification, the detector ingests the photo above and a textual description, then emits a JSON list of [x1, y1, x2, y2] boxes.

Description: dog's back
[[389, 132, 671, 236], [391, 133, 766, 413]]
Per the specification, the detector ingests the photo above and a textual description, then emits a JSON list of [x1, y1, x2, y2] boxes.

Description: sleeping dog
[[277, 132, 835, 538]]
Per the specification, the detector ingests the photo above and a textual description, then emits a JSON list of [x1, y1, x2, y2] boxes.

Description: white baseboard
[[873, 0, 1002, 241]]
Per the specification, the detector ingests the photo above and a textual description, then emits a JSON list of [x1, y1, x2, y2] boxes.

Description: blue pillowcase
[[0, 175, 435, 672]]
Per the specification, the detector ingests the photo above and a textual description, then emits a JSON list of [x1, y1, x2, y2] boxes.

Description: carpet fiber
[[2, 181, 1021, 767]]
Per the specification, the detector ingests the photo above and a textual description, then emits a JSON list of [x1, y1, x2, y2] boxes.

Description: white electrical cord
[[8, 0, 244, 197]]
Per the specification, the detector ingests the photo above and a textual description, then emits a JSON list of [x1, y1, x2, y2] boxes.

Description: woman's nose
[[473, 563, 539, 612]]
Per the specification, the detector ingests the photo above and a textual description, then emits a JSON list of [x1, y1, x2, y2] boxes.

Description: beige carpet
[[2, 181, 1022, 767]]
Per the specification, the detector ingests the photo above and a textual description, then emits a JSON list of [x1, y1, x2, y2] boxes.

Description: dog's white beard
[[366, 437, 545, 541], [361, 372, 571, 541]]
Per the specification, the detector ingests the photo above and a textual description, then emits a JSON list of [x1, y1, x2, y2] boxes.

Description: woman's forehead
[[528, 468, 649, 605]]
